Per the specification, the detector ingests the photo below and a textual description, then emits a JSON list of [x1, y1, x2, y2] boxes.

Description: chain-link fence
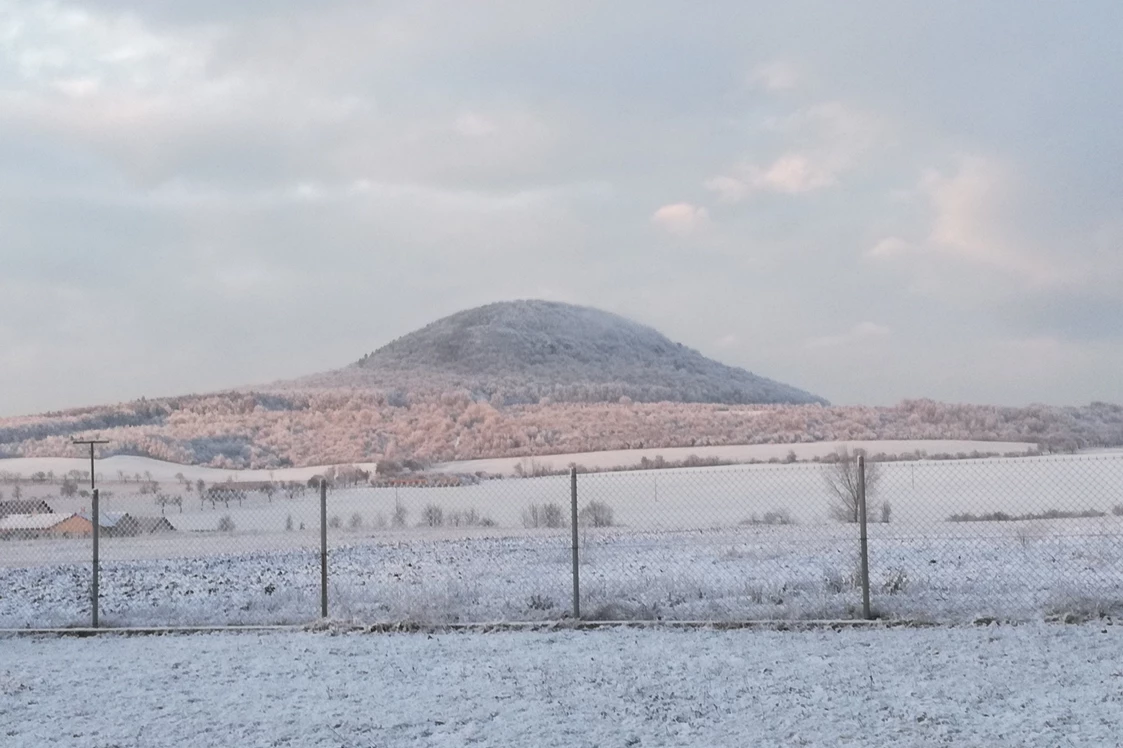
[[1, 453, 1121, 628]]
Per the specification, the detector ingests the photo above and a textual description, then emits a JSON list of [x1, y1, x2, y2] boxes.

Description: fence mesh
[[1, 453, 1121, 627]]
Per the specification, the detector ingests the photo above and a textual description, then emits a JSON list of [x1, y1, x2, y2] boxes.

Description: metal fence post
[[570, 467, 580, 620], [320, 478, 328, 618], [91, 487, 100, 628], [857, 454, 872, 620]]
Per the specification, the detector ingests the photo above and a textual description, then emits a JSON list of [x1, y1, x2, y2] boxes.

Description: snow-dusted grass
[[2, 455, 1120, 628], [3, 520, 1121, 628], [2, 625, 1121, 747]]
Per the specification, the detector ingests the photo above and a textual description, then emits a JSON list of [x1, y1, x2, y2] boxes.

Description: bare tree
[[823, 446, 881, 523]]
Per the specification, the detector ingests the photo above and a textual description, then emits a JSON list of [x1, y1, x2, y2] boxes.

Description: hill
[[287, 300, 827, 406], [0, 301, 1121, 469]]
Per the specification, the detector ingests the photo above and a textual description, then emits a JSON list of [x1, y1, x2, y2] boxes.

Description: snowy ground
[[3, 518, 1121, 628], [0, 438, 1037, 483], [2, 455, 1120, 627], [2, 625, 1121, 747]]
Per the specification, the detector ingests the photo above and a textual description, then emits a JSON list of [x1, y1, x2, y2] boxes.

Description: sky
[[1, 0, 1121, 416]]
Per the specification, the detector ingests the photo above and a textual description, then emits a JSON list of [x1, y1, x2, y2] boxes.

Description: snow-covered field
[[2, 625, 1121, 747], [432, 439, 1038, 475], [0, 438, 1037, 482], [2, 455, 1121, 628]]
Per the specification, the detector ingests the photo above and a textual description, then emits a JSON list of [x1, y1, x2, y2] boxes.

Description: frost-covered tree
[[824, 447, 881, 523]]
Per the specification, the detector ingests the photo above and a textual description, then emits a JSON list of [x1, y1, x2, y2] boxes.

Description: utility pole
[[72, 439, 108, 628], [72, 438, 110, 491]]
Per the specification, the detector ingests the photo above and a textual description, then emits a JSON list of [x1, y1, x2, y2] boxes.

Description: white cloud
[[749, 61, 799, 92], [920, 157, 1069, 286], [865, 236, 913, 259], [651, 203, 710, 235], [707, 102, 882, 200], [807, 322, 891, 349], [703, 175, 751, 204], [454, 112, 497, 138], [756, 154, 836, 194]]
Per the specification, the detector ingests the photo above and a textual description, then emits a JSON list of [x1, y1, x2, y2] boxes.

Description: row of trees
[[2, 394, 1121, 469]]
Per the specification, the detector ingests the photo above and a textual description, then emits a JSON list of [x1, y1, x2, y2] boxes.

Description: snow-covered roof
[[0, 513, 75, 530], [77, 511, 128, 528]]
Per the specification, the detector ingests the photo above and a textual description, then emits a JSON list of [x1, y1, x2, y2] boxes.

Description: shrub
[[348, 512, 363, 530], [329, 515, 342, 529], [949, 508, 1105, 522], [880, 502, 892, 524], [285, 514, 293, 531], [372, 512, 388, 530], [422, 504, 444, 527], [542, 502, 566, 528], [217, 515, 235, 532], [392, 503, 409, 528], [522, 502, 568, 529], [740, 510, 795, 526], [763, 510, 793, 526], [881, 568, 908, 595], [528, 594, 556, 611], [579, 500, 614, 528], [521, 504, 542, 529], [1113, 505, 1123, 517], [448, 508, 481, 527]]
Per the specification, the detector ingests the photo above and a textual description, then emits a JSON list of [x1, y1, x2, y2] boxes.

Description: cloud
[[868, 157, 1090, 291], [0, 0, 1121, 414], [865, 236, 912, 259], [919, 157, 1072, 286], [749, 61, 799, 92], [651, 203, 710, 235], [706, 102, 882, 200], [807, 322, 891, 349], [454, 112, 497, 138]]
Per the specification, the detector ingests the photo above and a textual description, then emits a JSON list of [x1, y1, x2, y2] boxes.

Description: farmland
[[2, 452, 1121, 628]]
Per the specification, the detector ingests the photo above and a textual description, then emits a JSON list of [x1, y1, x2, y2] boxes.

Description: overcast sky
[[1, 0, 1121, 416]]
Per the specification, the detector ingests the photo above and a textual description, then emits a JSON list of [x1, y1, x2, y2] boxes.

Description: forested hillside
[[2, 396, 1120, 469]]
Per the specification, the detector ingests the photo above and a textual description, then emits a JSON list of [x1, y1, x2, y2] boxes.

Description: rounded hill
[[305, 300, 827, 406]]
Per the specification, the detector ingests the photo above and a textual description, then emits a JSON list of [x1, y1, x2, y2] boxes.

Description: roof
[[0, 499, 53, 515], [77, 512, 128, 528], [134, 516, 176, 533], [0, 513, 78, 530]]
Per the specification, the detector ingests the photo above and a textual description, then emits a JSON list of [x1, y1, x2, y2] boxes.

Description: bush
[[448, 508, 482, 527], [740, 510, 795, 526], [422, 504, 444, 527], [329, 515, 342, 529], [579, 500, 614, 528], [217, 515, 235, 532], [348, 512, 363, 530], [372, 512, 388, 530], [522, 502, 568, 529], [285, 514, 293, 531], [1113, 505, 1123, 517], [949, 508, 1106, 522], [542, 503, 566, 528], [882, 568, 908, 595], [392, 503, 409, 528]]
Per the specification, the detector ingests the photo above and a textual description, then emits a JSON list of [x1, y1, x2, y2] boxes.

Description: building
[[0, 499, 53, 517], [79, 512, 177, 537], [0, 513, 93, 539]]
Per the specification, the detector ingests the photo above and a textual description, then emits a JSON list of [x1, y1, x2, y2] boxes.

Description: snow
[[431, 439, 1037, 475], [2, 455, 1120, 628], [1, 624, 1121, 747], [0, 438, 1037, 481]]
